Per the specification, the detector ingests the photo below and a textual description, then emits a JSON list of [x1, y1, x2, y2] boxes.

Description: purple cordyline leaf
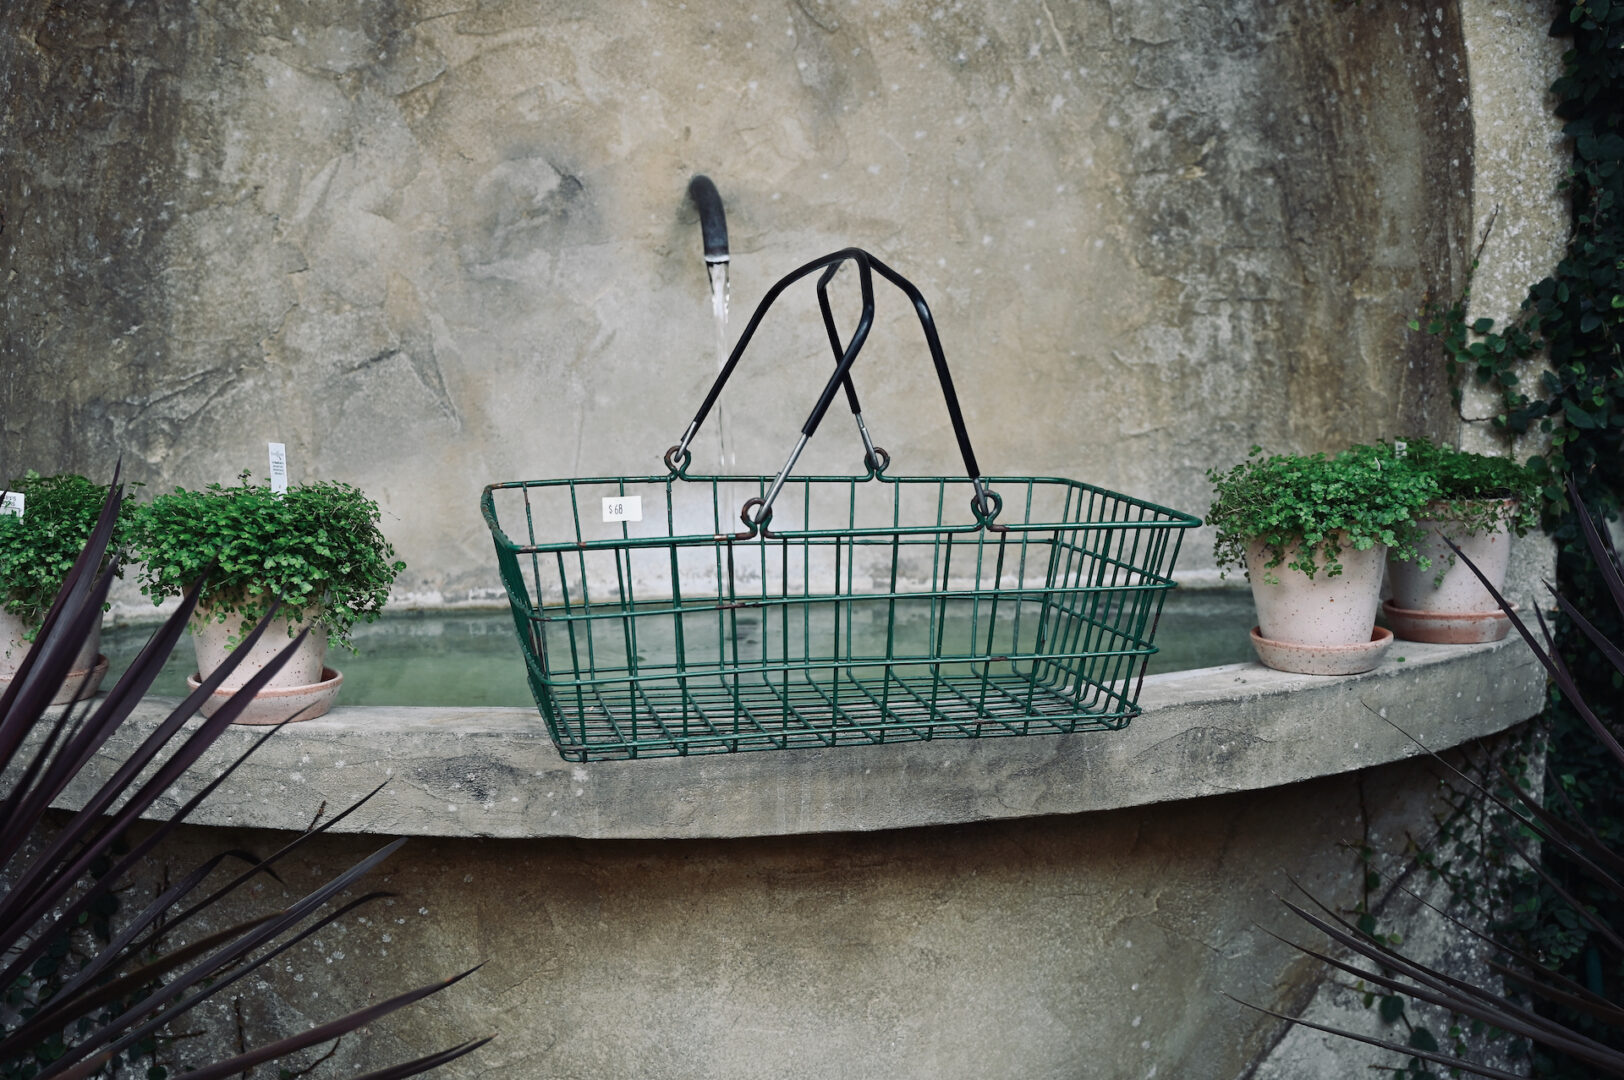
[[37, 840, 410, 1080], [166, 969, 484, 1080], [1227, 994, 1530, 1080], [5, 847, 261, 1046], [0, 586, 282, 918], [1, 469, 484, 1079], [0, 706, 296, 996], [0, 573, 203, 873], [340, 1036, 497, 1080], [1443, 533, 1624, 768], [1490, 960, 1624, 1027], [1493, 758, 1624, 883], [1371, 708, 1624, 898], [0, 559, 118, 805], [1384, 876, 1624, 1024], [67, 891, 396, 1042], [0, 467, 122, 748], [1553, 588, 1624, 680], [143, 780, 390, 948], [1571, 475, 1624, 618], [1276, 890, 1559, 1034], [1278, 897, 1624, 1071], [0, 627, 304, 987]]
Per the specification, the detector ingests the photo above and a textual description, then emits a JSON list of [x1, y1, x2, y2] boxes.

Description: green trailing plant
[[0, 470, 488, 1080], [1235, 481, 1624, 1078], [1395, 437, 1541, 537], [1205, 445, 1440, 581], [1384, 438, 1542, 586], [128, 473, 405, 651], [0, 475, 123, 638]]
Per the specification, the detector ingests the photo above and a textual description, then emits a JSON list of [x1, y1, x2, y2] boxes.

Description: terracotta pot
[[190, 604, 339, 722], [1384, 501, 1515, 643], [1245, 535, 1386, 648], [1, 606, 108, 704]]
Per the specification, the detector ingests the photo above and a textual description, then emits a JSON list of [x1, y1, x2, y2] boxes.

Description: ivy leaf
[[1565, 398, 1601, 428], [1379, 994, 1405, 1024]]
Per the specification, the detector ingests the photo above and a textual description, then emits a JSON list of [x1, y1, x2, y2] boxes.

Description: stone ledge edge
[[51, 635, 1544, 840]]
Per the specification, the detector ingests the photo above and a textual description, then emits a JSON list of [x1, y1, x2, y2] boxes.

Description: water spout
[[689, 175, 734, 472], [688, 175, 729, 266]]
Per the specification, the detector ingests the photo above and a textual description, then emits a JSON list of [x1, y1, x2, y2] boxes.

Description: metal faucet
[[687, 175, 729, 265]]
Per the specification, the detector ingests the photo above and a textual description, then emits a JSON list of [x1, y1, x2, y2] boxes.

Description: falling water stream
[[706, 261, 734, 475]]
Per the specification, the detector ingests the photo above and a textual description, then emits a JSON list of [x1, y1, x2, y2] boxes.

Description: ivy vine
[[1409, 5, 1624, 1076], [1411, 1, 1623, 527]]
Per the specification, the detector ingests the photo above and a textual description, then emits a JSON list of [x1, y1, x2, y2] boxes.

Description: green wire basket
[[482, 249, 1201, 762]]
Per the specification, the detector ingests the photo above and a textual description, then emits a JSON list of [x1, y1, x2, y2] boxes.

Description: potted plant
[[1381, 438, 1538, 643], [1206, 445, 1438, 675], [128, 471, 405, 723], [0, 473, 119, 703]]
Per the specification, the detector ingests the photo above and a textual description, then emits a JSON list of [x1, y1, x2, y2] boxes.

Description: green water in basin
[[102, 590, 1257, 709]]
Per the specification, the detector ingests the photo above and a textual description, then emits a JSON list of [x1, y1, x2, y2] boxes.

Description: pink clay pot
[[1, 607, 107, 704], [1386, 501, 1514, 614], [190, 605, 330, 693], [1244, 535, 1386, 649]]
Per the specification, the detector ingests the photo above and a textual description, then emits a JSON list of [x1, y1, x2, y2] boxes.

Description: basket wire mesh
[[482, 249, 1200, 761]]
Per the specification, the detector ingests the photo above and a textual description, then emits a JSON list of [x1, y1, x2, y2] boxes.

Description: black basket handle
[[814, 261, 887, 475], [666, 249, 876, 478], [666, 248, 994, 528]]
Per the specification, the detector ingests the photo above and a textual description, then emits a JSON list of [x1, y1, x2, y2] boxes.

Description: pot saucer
[[1, 654, 111, 706], [1382, 600, 1515, 645], [1250, 625, 1393, 676], [53, 654, 110, 705], [185, 667, 343, 725]]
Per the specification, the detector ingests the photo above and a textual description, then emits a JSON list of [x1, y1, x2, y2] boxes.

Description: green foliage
[[1459, 6, 1624, 1074], [0, 474, 123, 635], [1393, 437, 1542, 537], [128, 472, 404, 651], [1205, 444, 1440, 580], [1409, 0, 1623, 531]]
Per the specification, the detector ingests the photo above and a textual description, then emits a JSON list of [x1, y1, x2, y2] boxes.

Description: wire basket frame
[[482, 249, 1200, 761]]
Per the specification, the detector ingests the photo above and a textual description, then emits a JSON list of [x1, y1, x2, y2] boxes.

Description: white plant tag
[[1, 492, 22, 517], [1393, 440, 1408, 458], [268, 442, 289, 494], [602, 495, 643, 523]]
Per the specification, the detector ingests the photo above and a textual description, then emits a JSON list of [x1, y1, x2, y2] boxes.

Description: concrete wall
[[34, 637, 1539, 1078], [2, 0, 1480, 602], [1, 4, 1568, 1075], [125, 751, 1478, 1080]]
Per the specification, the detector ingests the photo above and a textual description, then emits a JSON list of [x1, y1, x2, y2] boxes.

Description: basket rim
[[481, 471, 1201, 556]]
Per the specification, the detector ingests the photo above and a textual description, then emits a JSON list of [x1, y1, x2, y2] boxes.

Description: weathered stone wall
[[122, 752, 1467, 1080], [2, 0, 1476, 601]]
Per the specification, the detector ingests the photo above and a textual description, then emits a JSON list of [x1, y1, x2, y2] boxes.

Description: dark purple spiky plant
[[0, 472, 489, 1080], [1236, 478, 1624, 1078]]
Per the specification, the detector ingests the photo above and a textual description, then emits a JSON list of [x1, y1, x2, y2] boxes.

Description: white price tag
[[1, 492, 22, 517], [268, 442, 289, 494], [602, 495, 643, 523]]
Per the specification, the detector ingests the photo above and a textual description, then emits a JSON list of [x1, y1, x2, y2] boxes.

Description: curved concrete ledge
[[50, 633, 1546, 840]]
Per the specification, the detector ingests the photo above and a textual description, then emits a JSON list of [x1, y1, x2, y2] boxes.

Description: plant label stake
[[0, 493, 21, 517], [268, 442, 289, 495]]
